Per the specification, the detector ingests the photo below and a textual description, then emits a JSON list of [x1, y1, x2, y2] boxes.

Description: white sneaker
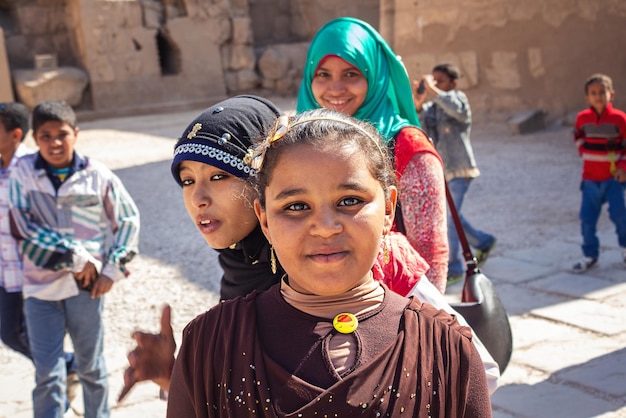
[[570, 256, 597, 273]]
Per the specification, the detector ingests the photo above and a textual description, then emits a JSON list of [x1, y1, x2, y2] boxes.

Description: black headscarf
[[171, 95, 285, 300], [172, 95, 282, 183]]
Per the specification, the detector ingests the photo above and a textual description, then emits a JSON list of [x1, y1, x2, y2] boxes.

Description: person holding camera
[[413, 63, 497, 284]]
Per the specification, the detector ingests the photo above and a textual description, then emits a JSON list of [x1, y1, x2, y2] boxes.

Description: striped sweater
[[9, 152, 140, 300], [574, 103, 626, 181]]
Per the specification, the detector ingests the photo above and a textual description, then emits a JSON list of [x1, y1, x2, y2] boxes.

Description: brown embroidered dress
[[167, 285, 491, 418]]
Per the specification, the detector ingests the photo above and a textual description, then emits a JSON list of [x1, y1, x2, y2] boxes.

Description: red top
[[392, 127, 448, 293], [574, 103, 626, 181], [371, 231, 430, 296]]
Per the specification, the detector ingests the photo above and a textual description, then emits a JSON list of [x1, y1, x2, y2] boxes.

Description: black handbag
[[446, 183, 513, 373]]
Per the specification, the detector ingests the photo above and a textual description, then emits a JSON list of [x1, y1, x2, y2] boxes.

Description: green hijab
[[296, 17, 421, 142]]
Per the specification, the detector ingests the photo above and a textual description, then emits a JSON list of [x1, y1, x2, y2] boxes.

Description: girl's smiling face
[[255, 142, 395, 296], [311, 56, 368, 117], [180, 160, 258, 249]]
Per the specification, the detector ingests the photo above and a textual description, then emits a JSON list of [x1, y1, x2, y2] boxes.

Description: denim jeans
[[579, 179, 626, 258], [0, 287, 32, 359], [447, 177, 496, 276], [24, 290, 109, 418]]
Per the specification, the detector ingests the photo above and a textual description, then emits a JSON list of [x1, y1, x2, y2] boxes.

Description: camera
[[416, 80, 426, 95]]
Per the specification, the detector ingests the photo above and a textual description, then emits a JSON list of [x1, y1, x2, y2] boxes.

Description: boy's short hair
[[584, 73, 613, 94], [0, 102, 30, 141], [32, 100, 77, 134], [433, 62, 460, 81]]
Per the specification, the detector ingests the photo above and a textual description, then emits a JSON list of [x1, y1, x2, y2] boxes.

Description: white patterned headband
[[243, 114, 385, 172]]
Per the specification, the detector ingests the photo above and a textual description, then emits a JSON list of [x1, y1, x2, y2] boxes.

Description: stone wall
[[1, 0, 382, 112], [249, 0, 379, 46], [1, 0, 79, 69], [0, 27, 12, 101], [1, 0, 255, 112], [1, 0, 90, 108], [72, 0, 232, 111], [385, 0, 626, 117], [3, 0, 625, 116]]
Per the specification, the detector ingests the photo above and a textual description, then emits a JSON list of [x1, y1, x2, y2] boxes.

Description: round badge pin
[[333, 313, 358, 334]]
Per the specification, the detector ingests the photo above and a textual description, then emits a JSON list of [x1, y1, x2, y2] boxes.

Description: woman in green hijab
[[297, 17, 449, 293]]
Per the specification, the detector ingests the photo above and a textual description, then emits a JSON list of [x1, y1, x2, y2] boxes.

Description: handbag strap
[[445, 181, 479, 275]]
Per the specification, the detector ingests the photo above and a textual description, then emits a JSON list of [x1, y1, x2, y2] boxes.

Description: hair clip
[[187, 123, 202, 139], [244, 115, 290, 171], [269, 115, 290, 144]]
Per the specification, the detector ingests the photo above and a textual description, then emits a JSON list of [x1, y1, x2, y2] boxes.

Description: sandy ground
[[0, 97, 611, 417]]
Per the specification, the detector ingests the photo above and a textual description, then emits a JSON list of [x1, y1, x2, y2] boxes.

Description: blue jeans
[[579, 179, 626, 258], [24, 290, 109, 418], [447, 177, 496, 276], [0, 287, 32, 359]]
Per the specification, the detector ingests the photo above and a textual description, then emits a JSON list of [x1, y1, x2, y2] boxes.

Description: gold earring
[[382, 235, 390, 265], [270, 245, 277, 274]]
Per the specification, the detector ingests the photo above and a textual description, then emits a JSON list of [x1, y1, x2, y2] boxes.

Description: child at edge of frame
[[0, 101, 35, 359], [8, 100, 140, 418], [569, 73, 626, 273]]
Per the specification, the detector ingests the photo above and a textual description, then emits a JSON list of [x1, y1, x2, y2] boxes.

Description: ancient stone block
[[0, 28, 14, 102], [275, 77, 294, 96], [458, 51, 479, 88], [232, 17, 253, 45], [406, 53, 437, 83], [486, 51, 521, 90], [258, 47, 290, 81], [188, 0, 230, 20], [543, 0, 576, 27], [528, 47, 545, 78], [215, 17, 232, 44], [13, 67, 89, 108], [261, 77, 275, 90], [230, 0, 250, 15], [493, 94, 524, 111], [34, 54, 57, 69], [229, 44, 255, 71], [236, 68, 260, 91], [273, 42, 309, 74], [142, 0, 163, 29], [508, 109, 545, 134], [224, 71, 238, 93], [4, 35, 31, 69], [17, 6, 52, 36]]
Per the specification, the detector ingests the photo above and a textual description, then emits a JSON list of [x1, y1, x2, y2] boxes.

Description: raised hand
[[118, 304, 176, 402]]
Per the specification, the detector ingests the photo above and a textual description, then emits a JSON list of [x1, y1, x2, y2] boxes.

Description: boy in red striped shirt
[[571, 73, 626, 272]]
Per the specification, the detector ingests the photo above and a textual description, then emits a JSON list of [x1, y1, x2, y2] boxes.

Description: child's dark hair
[[31, 100, 77, 134], [433, 62, 460, 81], [0, 102, 30, 141], [584, 73, 613, 94], [253, 108, 396, 208]]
